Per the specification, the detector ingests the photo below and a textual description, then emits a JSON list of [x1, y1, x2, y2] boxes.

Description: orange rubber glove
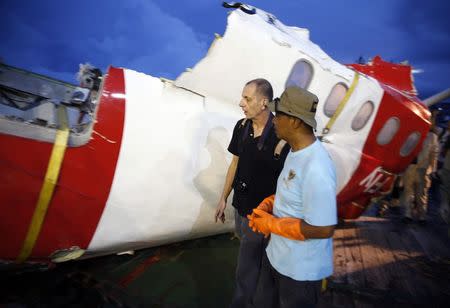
[[248, 209, 305, 241], [247, 195, 275, 235], [248, 211, 271, 237], [256, 194, 275, 213], [247, 194, 276, 227]]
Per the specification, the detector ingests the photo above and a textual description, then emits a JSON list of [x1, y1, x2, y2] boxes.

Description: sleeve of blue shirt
[[302, 160, 337, 227]]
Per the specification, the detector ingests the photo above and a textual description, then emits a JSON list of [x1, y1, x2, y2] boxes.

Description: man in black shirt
[[215, 79, 289, 307]]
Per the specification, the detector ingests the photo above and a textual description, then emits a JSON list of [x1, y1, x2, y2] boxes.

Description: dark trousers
[[230, 213, 267, 308], [252, 252, 322, 308]]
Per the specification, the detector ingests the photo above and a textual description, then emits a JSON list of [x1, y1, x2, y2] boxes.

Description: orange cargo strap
[[16, 105, 69, 263]]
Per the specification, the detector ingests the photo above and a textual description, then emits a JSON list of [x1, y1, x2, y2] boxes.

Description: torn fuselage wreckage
[[0, 3, 434, 263]]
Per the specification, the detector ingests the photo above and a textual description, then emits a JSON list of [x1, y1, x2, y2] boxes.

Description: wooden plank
[[402, 226, 450, 300], [316, 211, 450, 306], [357, 226, 390, 290], [342, 226, 365, 287], [332, 228, 347, 283], [342, 225, 370, 308], [385, 229, 431, 302], [379, 228, 425, 301], [331, 227, 354, 308], [408, 226, 450, 262], [363, 224, 416, 299]]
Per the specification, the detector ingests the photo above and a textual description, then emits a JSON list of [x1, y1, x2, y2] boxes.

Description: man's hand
[[215, 198, 227, 223], [247, 209, 273, 237], [249, 209, 306, 241]]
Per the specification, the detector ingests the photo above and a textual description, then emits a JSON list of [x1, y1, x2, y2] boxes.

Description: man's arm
[[215, 155, 239, 223], [301, 220, 335, 239], [248, 209, 335, 240]]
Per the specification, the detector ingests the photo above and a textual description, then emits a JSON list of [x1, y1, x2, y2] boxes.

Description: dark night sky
[[1, 0, 449, 99]]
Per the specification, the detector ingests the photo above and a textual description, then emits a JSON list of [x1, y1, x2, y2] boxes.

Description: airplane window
[[323, 83, 348, 117], [351, 101, 374, 131], [376, 117, 400, 145], [400, 132, 421, 157], [285, 60, 313, 89]]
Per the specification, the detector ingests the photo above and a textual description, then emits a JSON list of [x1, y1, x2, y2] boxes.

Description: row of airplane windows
[[286, 59, 421, 157]]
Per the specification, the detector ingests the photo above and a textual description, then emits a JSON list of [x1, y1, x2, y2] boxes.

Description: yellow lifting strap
[[322, 72, 359, 135], [321, 278, 328, 292], [16, 105, 70, 263]]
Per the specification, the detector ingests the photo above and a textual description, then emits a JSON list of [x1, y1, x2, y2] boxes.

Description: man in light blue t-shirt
[[248, 86, 337, 308]]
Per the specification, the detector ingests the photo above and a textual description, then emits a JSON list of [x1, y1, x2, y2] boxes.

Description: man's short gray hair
[[246, 78, 273, 102]]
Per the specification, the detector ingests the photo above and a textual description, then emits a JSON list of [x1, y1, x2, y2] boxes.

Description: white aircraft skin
[[88, 7, 389, 256], [0, 5, 431, 262], [88, 71, 239, 255]]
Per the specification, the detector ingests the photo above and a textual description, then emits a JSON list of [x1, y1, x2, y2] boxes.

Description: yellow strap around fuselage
[[322, 72, 360, 135], [16, 105, 69, 263]]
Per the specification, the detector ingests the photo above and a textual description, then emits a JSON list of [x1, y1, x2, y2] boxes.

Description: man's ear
[[292, 117, 302, 129], [262, 98, 268, 110]]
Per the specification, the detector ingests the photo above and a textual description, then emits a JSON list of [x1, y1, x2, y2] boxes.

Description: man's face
[[272, 111, 292, 140], [239, 84, 265, 119]]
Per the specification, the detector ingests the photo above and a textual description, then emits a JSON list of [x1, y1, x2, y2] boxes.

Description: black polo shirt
[[228, 117, 289, 216]]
